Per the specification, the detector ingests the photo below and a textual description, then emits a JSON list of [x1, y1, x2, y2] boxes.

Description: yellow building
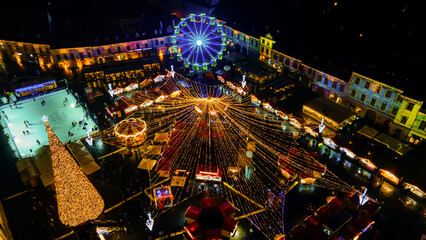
[[390, 95, 423, 140], [259, 34, 275, 60], [407, 109, 426, 145]]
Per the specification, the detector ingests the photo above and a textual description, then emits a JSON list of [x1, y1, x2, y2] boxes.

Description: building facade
[[49, 35, 174, 76], [305, 64, 350, 105], [390, 95, 423, 141], [407, 109, 426, 145], [345, 72, 404, 127], [0, 200, 13, 240], [222, 25, 260, 59], [257, 34, 302, 72], [0, 40, 52, 75]]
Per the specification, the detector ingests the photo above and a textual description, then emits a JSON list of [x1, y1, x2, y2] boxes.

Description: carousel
[[114, 118, 147, 146]]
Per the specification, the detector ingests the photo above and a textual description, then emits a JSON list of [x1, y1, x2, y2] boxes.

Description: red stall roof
[[218, 202, 235, 216], [185, 206, 201, 220], [200, 197, 216, 208]]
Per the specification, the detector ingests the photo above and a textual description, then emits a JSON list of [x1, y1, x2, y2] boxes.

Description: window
[[155, 39, 159, 46], [260, 46, 264, 53], [79, 53, 84, 58], [406, 102, 414, 111], [127, 45, 130, 51], [97, 49, 101, 55], [355, 77, 361, 85], [70, 53, 75, 59], [396, 94, 403, 102], [350, 89, 357, 98], [391, 107, 399, 115], [39, 47, 43, 53], [87, 52, 92, 57], [160, 40, 164, 45], [364, 81, 371, 90], [144, 43, 148, 48], [63, 54, 68, 60], [136, 43, 140, 49], [117, 46, 121, 53], [369, 98, 377, 107], [332, 81, 337, 89], [323, 77, 329, 86], [360, 94, 367, 102], [339, 84, 345, 92], [23, 45, 28, 52], [419, 120, 426, 131], [401, 116, 408, 125], [56, 54, 61, 60], [385, 89, 392, 98], [108, 49, 111, 54], [380, 102, 387, 111], [374, 85, 382, 94]]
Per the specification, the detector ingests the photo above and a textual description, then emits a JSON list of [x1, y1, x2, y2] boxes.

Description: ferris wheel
[[172, 13, 226, 70]]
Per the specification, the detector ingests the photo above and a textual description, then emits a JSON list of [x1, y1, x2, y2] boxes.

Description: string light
[[88, 71, 354, 238]]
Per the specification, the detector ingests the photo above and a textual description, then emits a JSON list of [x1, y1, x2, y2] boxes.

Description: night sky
[[1, 0, 423, 91]]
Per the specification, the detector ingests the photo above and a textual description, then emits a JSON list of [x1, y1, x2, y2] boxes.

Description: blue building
[[346, 72, 404, 126]]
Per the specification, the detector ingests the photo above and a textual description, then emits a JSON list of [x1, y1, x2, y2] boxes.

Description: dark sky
[[214, 0, 424, 88], [1, 0, 423, 93]]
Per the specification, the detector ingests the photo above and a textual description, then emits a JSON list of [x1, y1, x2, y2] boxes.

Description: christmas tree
[[44, 117, 104, 226]]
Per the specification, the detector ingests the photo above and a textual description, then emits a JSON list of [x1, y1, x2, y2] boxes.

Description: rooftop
[[304, 97, 356, 124]]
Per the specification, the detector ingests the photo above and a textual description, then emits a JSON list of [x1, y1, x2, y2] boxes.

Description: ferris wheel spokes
[[173, 13, 226, 70]]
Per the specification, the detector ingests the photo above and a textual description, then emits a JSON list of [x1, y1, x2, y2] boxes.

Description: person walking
[[36, 139, 40, 145], [26, 130, 29, 134]]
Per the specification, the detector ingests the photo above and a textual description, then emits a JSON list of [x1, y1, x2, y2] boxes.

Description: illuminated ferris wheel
[[172, 14, 226, 70]]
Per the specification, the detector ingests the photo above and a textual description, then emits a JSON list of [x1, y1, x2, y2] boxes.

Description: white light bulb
[[196, 40, 202, 46]]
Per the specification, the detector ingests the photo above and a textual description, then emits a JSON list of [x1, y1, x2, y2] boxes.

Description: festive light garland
[[90, 71, 354, 238], [44, 119, 104, 227]]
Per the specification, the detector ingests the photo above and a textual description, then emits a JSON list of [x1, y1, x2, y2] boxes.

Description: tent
[[153, 132, 169, 143], [144, 145, 163, 156], [66, 142, 100, 175], [373, 133, 413, 155], [357, 125, 379, 139], [137, 158, 157, 170]]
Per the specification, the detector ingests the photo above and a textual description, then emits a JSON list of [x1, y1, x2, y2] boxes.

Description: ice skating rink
[[1, 89, 97, 157]]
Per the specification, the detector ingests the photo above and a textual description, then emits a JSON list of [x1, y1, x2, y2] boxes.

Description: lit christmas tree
[[44, 116, 104, 226]]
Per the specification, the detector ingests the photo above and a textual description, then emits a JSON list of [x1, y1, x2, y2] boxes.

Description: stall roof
[[33, 145, 54, 187], [137, 158, 157, 170], [323, 209, 352, 233], [304, 97, 356, 124], [144, 145, 163, 156], [373, 133, 413, 155], [154, 132, 169, 143], [66, 142, 100, 175], [357, 125, 379, 139]]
